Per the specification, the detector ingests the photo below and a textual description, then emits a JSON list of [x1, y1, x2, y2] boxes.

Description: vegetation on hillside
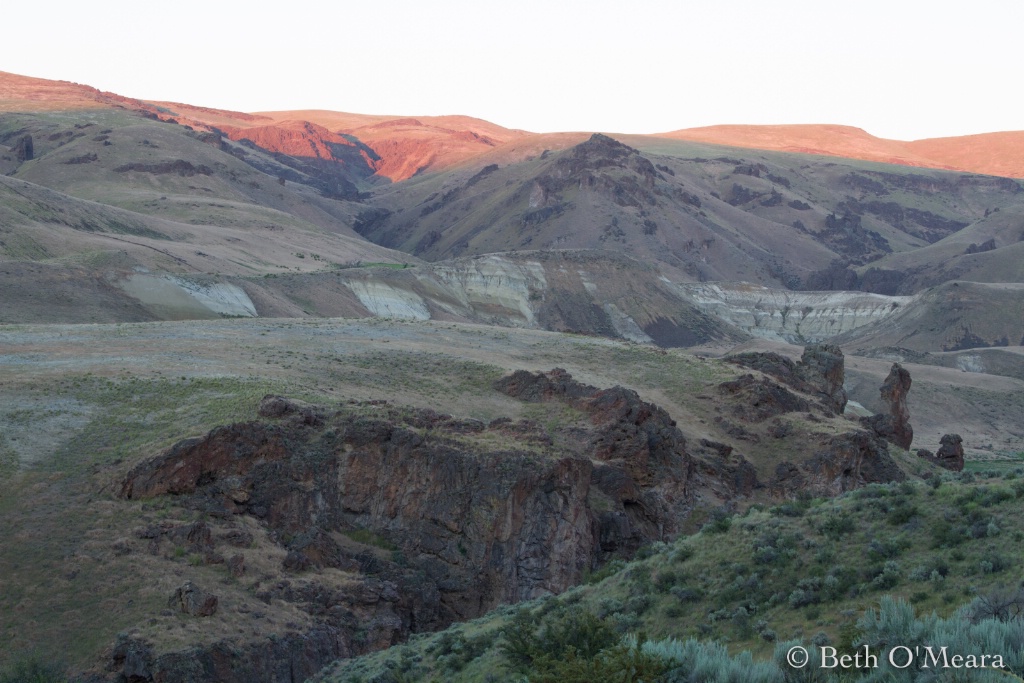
[[322, 472, 1024, 682]]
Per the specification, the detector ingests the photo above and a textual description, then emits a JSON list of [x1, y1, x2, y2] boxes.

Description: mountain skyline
[[4, 69, 1023, 181], [4, 1, 1023, 140]]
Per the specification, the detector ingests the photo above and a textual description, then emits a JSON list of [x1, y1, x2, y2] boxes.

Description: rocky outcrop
[[494, 369, 696, 552], [965, 238, 997, 255], [12, 134, 33, 161], [494, 368, 693, 491], [169, 581, 218, 617], [725, 343, 847, 414], [918, 434, 965, 471], [114, 383, 699, 681], [120, 404, 601, 611], [802, 431, 906, 495], [798, 344, 848, 414], [860, 362, 913, 449], [936, 434, 966, 471], [103, 629, 349, 683], [717, 374, 810, 422]]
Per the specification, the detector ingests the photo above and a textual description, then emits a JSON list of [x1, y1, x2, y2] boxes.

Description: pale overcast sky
[[3, 0, 1022, 140]]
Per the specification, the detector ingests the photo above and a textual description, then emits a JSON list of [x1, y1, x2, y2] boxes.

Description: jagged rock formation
[[798, 345, 849, 413], [918, 434, 965, 471], [112, 384, 699, 682], [725, 343, 848, 414], [861, 362, 913, 449], [717, 374, 810, 422], [494, 369, 697, 549], [102, 629, 353, 683], [721, 345, 906, 495], [494, 368, 692, 490], [768, 430, 906, 497]]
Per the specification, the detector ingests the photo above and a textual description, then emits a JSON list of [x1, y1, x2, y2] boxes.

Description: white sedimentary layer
[[166, 277, 257, 317], [956, 354, 986, 373], [121, 274, 257, 317], [346, 281, 431, 320], [432, 255, 546, 325], [603, 303, 654, 343], [678, 282, 916, 343]]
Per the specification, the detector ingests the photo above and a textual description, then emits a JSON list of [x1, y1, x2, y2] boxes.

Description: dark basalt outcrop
[[725, 343, 848, 414], [804, 431, 906, 495], [527, 134, 664, 214], [768, 431, 905, 497], [112, 382, 698, 682], [719, 346, 906, 496], [103, 629, 352, 683], [494, 368, 693, 491], [918, 434, 965, 472], [935, 434, 966, 471], [717, 374, 810, 422], [12, 133, 33, 161], [169, 581, 218, 617], [861, 362, 913, 450]]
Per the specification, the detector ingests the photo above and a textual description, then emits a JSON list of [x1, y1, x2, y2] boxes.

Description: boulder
[[935, 434, 965, 471], [169, 581, 218, 617]]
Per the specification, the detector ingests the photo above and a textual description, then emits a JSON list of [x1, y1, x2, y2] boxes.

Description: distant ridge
[[657, 124, 1024, 179], [2, 69, 1023, 180]]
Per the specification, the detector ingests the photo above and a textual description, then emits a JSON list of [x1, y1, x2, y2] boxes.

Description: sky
[[3, 0, 1023, 140]]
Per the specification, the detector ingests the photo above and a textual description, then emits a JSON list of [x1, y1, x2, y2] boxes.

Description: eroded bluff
[[112, 374, 697, 681]]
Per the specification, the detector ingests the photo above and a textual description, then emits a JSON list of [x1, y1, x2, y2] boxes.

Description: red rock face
[[219, 120, 364, 164]]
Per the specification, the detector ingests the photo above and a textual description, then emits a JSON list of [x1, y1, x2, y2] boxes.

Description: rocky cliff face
[[110, 380, 699, 682]]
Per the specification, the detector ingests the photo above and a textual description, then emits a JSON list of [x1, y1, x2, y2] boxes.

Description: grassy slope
[[0, 110, 412, 276]]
